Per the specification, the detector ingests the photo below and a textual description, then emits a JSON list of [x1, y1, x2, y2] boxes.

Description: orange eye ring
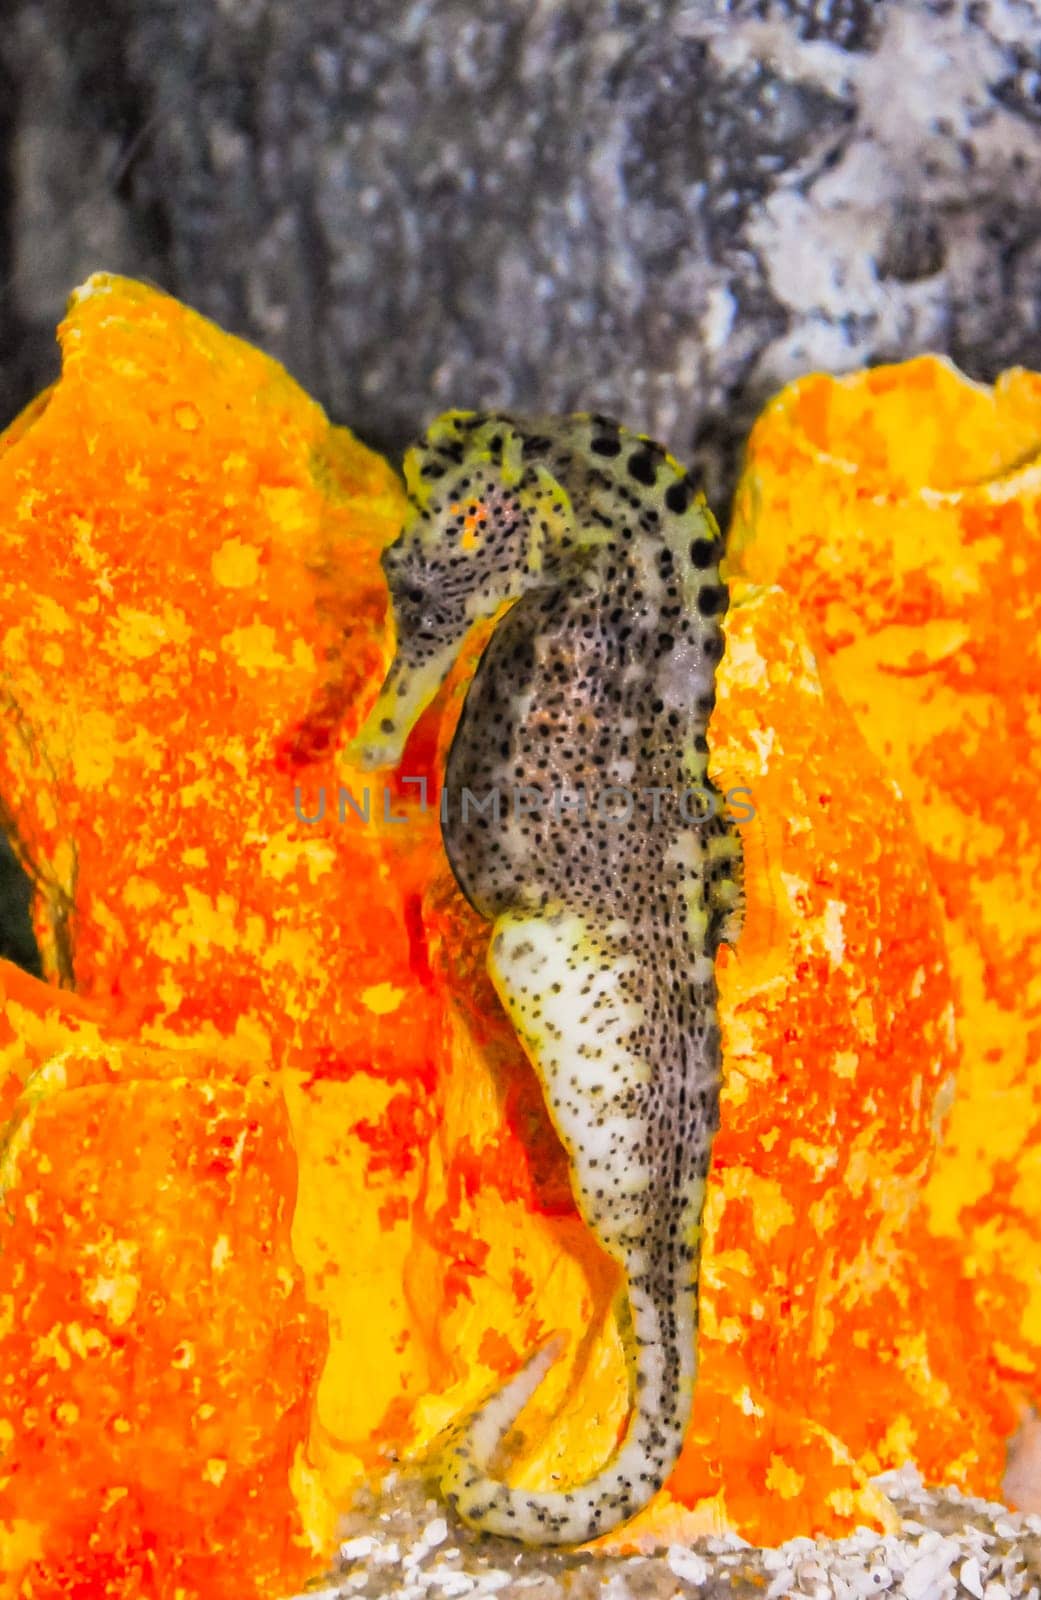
[[457, 498, 489, 550]]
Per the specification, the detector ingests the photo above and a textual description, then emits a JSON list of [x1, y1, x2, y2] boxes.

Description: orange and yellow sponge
[[0, 283, 1036, 1597]]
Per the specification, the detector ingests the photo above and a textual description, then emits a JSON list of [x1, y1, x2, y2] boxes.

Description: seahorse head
[[350, 411, 576, 769]]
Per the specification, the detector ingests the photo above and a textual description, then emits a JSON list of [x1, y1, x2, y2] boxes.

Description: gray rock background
[[2, 0, 1041, 964]]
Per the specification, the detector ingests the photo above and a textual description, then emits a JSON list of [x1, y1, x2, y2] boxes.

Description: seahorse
[[350, 411, 743, 1546]]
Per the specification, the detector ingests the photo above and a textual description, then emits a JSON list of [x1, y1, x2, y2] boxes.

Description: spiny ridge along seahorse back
[[350, 410, 743, 1546]]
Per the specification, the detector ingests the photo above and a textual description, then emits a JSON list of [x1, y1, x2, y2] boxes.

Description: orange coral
[[0, 965, 325, 1599], [729, 355, 1041, 1417], [0, 285, 1036, 1597]]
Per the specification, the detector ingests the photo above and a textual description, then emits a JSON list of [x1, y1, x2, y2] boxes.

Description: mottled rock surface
[[2, 0, 1041, 510]]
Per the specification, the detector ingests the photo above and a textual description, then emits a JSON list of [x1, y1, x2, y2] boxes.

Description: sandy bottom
[[294, 1462, 1041, 1600]]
